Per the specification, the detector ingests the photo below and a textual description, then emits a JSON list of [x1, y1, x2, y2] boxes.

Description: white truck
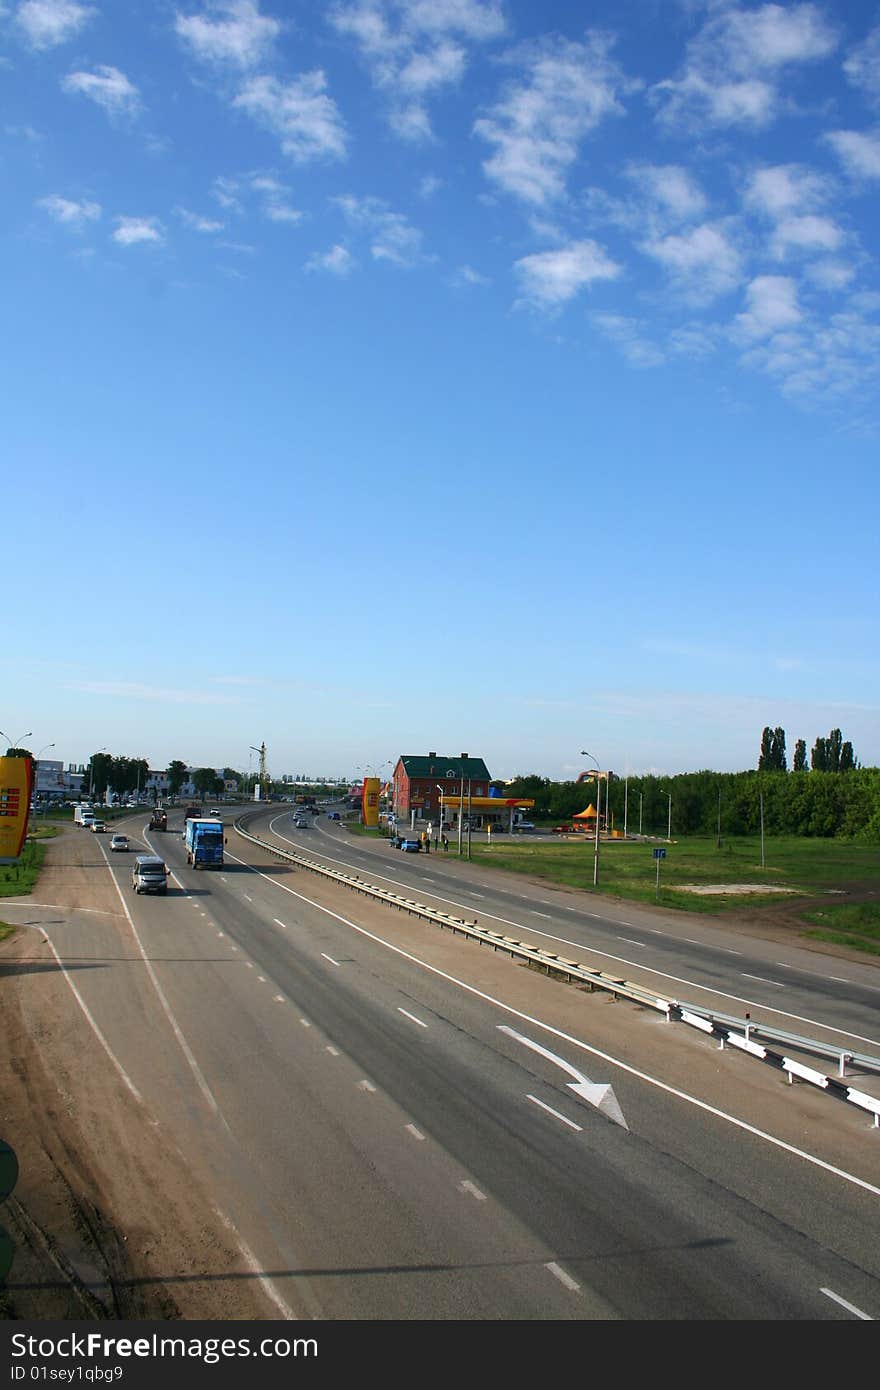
[[73, 805, 94, 826]]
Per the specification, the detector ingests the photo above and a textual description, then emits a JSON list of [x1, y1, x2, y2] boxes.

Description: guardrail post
[[839, 1051, 853, 1078]]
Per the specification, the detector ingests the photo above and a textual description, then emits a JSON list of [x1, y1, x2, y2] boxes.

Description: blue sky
[[4, 0, 879, 782]]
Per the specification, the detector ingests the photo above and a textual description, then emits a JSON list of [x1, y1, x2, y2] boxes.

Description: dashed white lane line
[[742, 973, 785, 987], [820, 1288, 872, 1319], [321, 952, 341, 967], [243, 894, 253, 903], [357, 1079, 376, 1093], [326, 1045, 340, 1057], [618, 938, 644, 947], [406, 1124, 426, 1140], [398, 1007, 428, 1028], [546, 1262, 580, 1293], [273, 918, 287, 929], [274, 995, 285, 1003], [459, 1180, 486, 1201], [527, 1094, 583, 1132], [299, 1018, 311, 1028], [532, 912, 552, 919]]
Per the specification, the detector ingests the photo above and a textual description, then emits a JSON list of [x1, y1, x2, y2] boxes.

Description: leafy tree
[[758, 727, 774, 771], [192, 768, 220, 798], [793, 739, 807, 772], [167, 760, 188, 799], [811, 737, 829, 772], [840, 741, 856, 772]]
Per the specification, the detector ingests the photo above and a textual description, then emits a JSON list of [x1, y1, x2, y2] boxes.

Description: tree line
[[757, 726, 857, 773], [504, 764, 880, 840]]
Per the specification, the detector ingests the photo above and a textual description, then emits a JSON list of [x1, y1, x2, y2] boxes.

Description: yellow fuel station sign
[[0, 756, 33, 864]]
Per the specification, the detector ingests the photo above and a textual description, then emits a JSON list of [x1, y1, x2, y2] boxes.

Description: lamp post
[[580, 750, 601, 887], [34, 743, 55, 807], [660, 789, 672, 840], [435, 784, 444, 834], [0, 729, 33, 752], [88, 748, 107, 800]]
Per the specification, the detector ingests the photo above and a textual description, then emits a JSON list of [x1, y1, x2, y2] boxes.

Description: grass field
[[466, 832, 880, 915], [0, 830, 52, 901]]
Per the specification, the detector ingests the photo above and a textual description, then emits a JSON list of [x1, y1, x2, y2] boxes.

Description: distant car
[[110, 834, 129, 852], [328, 811, 341, 821], [399, 837, 421, 852], [90, 820, 106, 833], [293, 817, 309, 828], [209, 809, 221, 817]]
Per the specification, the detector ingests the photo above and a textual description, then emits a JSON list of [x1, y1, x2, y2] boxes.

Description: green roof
[[398, 754, 491, 781]]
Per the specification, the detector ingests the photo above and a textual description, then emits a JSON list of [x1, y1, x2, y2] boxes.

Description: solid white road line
[[526, 1094, 583, 1132], [398, 1007, 428, 1028], [820, 1287, 872, 1319], [546, 1262, 580, 1292]]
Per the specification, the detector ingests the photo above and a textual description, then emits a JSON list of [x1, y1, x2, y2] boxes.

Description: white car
[[110, 834, 129, 852], [90, 820, 106, 833]]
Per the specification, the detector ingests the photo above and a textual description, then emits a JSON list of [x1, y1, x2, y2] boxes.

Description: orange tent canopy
[[573, 805, 597, 819]]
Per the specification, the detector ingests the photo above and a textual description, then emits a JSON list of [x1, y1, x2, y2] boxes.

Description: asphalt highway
[[17, 808, 879, 1320]]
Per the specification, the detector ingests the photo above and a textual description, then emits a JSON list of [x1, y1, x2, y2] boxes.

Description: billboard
[[0, 757, 33, 864], [362, 776, 380, 827]]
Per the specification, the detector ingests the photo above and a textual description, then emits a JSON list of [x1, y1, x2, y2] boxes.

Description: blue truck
[[185, 817, 224, 869]]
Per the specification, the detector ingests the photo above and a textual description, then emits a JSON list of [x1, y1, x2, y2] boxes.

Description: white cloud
[[641, 222, 743, 303], [37, 193, 100, 228], [769, 213, 843, 260], [475, 33, 631, 205], [743, 163, 831, 217], [514, 239, 621, 308], [233, 73, 348, 163], [14, 0, 94, 49], [734, 274, 801, 341], [305, 244, 355, 275], [825, 128, 880, 180], [652, 2, 837, 130], [335, 194, 425, 266], [453, 263, 489, 287], [174, 0, 280, 69], [804, 259, 856, 292], [843, 23, 880, 106], [624, 163, 706, 224], [178, 208, 224, 232], [592, 313, 665, 368], [330, 0, 503, 140], [112, 216, 164, 246], [401, 0, 505, 42], [62, 66, 141, 118]]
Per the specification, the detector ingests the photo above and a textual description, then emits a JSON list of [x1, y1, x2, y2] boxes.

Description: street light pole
[[580, 750, 601, 887], [88, 748, 107, 800], [1, 729, 33, 752]]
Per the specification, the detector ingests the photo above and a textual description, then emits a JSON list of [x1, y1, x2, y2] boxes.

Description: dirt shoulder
[[0, 828, 275, 1322]]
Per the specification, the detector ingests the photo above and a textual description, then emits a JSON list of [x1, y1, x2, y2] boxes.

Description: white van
[[131, 855, 169, 895]]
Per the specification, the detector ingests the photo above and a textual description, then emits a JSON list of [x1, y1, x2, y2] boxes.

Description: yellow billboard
[[362, 776, 380, 827], [0, 757, 33, 864]]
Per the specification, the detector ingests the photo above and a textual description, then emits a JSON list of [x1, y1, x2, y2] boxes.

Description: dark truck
[[149, 808, 168, 831]]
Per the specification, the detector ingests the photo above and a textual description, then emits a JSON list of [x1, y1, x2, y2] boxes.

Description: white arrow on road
[[499, 1025, 628, 1130]]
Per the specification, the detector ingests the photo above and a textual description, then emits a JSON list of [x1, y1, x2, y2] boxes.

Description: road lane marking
[[546, 1262, 580, 1292], [243, 839, 880, 1038], [742, 974, 785, 987], [273, 918, 287, 929], [459, 1180, 486, 1200], [224, 849, 880, 1195], [406, 1124, 426, 1140], [820, 1288, 872, 1319], [321, 952, 341, 967], [398, 1007, 427, 1028], [357, 1079, 376, 1092], [501, 1026, 628, 1129], [326, 1045, 340, 1056], [527, 1095, 583, 1132]]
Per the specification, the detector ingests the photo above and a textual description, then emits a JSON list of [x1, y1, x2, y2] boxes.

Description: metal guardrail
[[234, 813, 880, 1128]]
